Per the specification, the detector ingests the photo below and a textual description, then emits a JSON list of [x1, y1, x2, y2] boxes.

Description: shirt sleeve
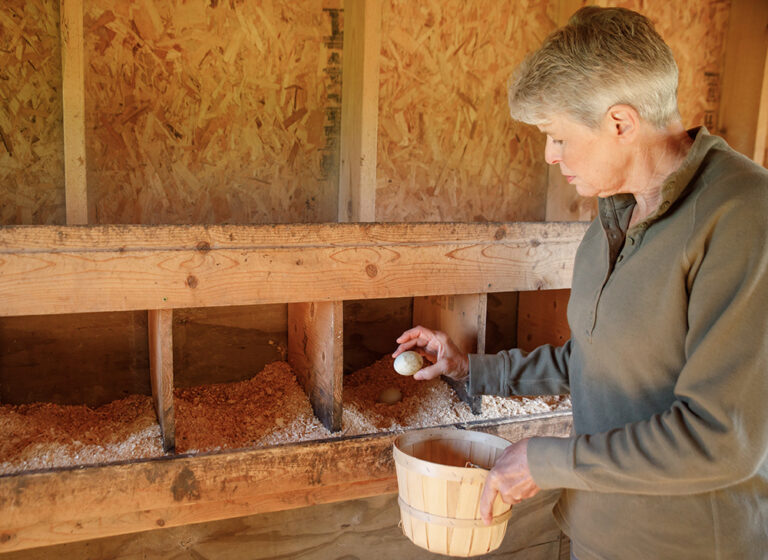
[[528, 185, 768, 495], [467, 339, 572, 397]]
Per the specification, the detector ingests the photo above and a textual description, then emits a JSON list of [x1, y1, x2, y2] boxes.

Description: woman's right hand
[[392, 326, 469, 382]]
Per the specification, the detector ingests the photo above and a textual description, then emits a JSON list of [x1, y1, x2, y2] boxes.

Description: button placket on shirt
[[588, 207, 627, 339]]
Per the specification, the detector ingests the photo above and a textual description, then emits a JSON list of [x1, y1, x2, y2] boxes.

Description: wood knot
[[186, 275, 198, 289], [156, 519, 166, 527], [494, 227, 505, 240], [365, 264, 378, 278], [0, 534, 11, 544], [196, 241, 211, 252]]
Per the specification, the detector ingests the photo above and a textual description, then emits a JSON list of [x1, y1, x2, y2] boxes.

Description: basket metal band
[[398, 497, 513, 528]]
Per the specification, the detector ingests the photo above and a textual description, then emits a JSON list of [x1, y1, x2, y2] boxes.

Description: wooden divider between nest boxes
[[287, 301, 344, 432], [148, 308, 175, 452]]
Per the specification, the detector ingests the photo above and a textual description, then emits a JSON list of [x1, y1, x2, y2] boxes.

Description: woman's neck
[[628, 123, 692, 227]]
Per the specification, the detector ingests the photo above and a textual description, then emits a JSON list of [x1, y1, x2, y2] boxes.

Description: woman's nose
[[544, 136, 561, 165]]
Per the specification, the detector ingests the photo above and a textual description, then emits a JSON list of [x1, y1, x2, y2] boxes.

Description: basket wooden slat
[[393, 428, 513, 557]]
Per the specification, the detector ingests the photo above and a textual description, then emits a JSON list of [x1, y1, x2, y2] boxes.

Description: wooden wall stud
[[339, 0, 382, 222], [59, 0, 88, 224]]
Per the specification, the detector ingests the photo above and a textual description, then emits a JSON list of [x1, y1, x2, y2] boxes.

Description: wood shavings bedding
[[0, 395, 164, 475], [0, 357, 569, 473], [341, 355, 570, 435]]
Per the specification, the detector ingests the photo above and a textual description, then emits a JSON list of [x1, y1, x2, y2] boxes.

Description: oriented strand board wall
[[375, 0, 552, 222], [84, 0, 342, 224], [546, 0, 731, 222], [0, 0, 65, 225], [596, 0, 731, 130]]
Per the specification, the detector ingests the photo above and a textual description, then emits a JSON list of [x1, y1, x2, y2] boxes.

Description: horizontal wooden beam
[[0, 222, 588, 317], [0, 413, 572, 553]]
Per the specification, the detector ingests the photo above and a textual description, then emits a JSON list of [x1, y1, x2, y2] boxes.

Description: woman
[[393, 7, 768, 559]]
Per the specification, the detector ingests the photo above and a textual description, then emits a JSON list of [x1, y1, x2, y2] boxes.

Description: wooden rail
[[0, 222, 586, 317]]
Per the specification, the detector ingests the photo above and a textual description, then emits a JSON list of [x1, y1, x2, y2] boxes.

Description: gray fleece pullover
[[468, 128, 768, 559]]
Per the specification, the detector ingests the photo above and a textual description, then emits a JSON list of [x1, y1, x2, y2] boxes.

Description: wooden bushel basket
[[393, 428, 514, 557]]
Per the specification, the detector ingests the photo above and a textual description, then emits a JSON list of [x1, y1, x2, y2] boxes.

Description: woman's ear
[[606, 104, 639, 141]]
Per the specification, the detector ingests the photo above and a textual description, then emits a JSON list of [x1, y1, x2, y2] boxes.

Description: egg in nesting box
[[378, 386, 402, 404], [394, 351, 423, 376]]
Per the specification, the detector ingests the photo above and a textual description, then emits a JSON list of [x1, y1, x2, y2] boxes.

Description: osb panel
[[376, 0, 552, 222], [84, 0, 342, 225], [593, 0, 731, 131], [0, 0, 65, 225], [549, 0, 731, 222]]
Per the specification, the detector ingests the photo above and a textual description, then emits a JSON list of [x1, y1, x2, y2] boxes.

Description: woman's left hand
[[478, 438, 541, 524]]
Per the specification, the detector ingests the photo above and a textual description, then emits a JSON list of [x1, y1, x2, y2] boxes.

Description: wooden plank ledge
[[0, 222, 588, 317], [0, 412, 572, 553]]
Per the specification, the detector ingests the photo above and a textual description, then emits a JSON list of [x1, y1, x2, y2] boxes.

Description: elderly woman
[[393, 7, 768, 560]]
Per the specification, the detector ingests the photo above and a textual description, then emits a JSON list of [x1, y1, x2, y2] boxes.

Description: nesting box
[[393, 428, 514, 557]]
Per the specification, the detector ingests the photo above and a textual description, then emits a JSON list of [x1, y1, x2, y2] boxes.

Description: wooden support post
[[287, 301, 343, 432], [718, 0, 768, 158], [413, 294, 486, 414], [339, 0, 382, 222], [753, 49, 768, 167], [60, 0, 88, 225], [148, 309, 175, 452]]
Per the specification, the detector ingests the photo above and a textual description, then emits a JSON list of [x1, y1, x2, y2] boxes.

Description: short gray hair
[[508, 6, 680, 129]]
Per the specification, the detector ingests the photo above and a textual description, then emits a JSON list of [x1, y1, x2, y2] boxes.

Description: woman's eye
[[551, 138, 563, 145]]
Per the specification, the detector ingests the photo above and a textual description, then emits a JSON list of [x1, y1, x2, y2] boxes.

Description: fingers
[[391, 339, 419, 358], [395, 325, 435, 345], [412, 362, 444, 381], [478, 477, 499, 525], [393, 326, 439, 359]]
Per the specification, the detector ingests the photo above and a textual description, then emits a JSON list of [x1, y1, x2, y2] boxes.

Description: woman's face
[[537, 113, 630, 198]]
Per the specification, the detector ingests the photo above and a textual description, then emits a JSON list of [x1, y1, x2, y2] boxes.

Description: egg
[[394, 351, 423, 376], [378, 386, 402, 404]]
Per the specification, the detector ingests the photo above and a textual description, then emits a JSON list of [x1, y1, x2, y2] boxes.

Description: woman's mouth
[[565, 175, 575, 183]]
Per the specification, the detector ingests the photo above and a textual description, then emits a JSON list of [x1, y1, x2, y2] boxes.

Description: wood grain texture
[[83, 0, 342, 225], [287, 301, 343, 432], [715, 0, 768, 155], [0, 0, 66, 226], [0, 222, 588, 317], [517, 289, 571, 353], [753, 48, 768, 166], [172, 304, 287, 388], [376, 0, 551, 223], [0, 311, 150, 406], [0, 490, 563, 560], [148, 309, 175, 451], [0, 413, 572, 553], [339, 0, 381, 222], [60, 0, 88, 225]]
